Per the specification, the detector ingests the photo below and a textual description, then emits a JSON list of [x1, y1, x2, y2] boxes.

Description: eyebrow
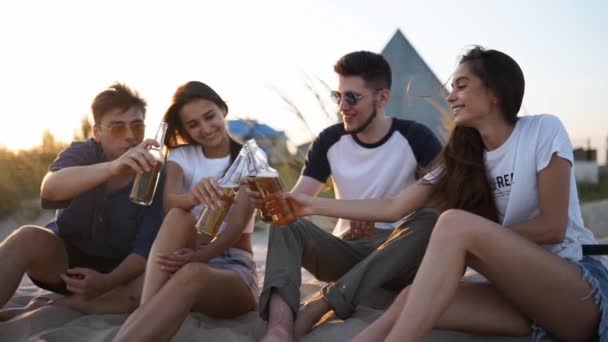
[[184, 109, 215, 125], [106, 119, 144, 125], [451, 76, 470, 87]]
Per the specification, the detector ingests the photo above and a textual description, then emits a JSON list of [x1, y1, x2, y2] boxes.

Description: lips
[[452, 105, 464, 113]]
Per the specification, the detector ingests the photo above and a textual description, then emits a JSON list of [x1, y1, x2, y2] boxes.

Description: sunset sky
[[1, 0, 606, 163]]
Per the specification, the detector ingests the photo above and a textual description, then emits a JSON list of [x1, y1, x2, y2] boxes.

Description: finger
[[130, 150, 154, 172], [156, 256, 185, 267], [124, 157, 145, 174], [61, 274, 85, 289], [66, 284, 85, 295], [140, 138, 159, 149], [208, 178, 224, 198]]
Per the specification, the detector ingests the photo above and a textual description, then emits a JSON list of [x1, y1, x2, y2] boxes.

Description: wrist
[[258, 210, 274, 223]]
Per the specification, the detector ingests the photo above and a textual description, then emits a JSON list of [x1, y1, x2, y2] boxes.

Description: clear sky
[[1, 0, 606, 163]]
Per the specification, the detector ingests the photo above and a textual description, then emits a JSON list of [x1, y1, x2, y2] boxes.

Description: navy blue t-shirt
[[42, 138, 164, 260]]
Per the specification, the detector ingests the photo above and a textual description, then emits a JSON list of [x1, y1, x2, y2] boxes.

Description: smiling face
[[447, 62, 499, 128], [336, 75, 383, 134], [93, 106, 145, 160], [178, 98, 229, 153]]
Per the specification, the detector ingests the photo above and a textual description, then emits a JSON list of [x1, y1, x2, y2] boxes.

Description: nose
[[124, 125, 136, 141], [446, 89, 456, 103], [338, 97, 351, 111]]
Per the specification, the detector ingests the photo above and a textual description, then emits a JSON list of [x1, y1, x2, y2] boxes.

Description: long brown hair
[[426, 46, 525, 222], [162, 81, 241, 163]]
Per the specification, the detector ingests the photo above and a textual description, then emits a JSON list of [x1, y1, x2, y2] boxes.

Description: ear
[[92, 125, 101, 140], [378, 89, 390, 107]]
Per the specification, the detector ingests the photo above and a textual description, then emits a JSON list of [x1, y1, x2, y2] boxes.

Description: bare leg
[[0, 226, 68, 307], [141, 208, 195, 304], [293, 292, 331, 339], [352, 286, 411, 342], [114, 263, 255, 342], [383, 210, 600, 342], [354, 281, 531, 342], [261, 292, 295, 342]]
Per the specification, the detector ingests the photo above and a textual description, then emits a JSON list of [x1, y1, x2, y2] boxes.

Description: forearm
[[41, 163, 113, 201], [163, 192, 197, 213], [507, 215, 567, 245], [103, 254, 146, 289], [194, 196, 255, 262], [308, 181, 431, 223]]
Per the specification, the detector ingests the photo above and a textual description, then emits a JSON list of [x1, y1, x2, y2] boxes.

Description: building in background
[[228, 119, 290, 165], [381, 29, 451, 141], [574, 147, 599, 184]]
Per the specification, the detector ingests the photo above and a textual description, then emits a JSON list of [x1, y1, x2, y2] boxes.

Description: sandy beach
[[1, 199, 607, 341]]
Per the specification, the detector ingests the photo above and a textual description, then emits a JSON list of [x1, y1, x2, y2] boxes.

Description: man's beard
[[346, 108, 377, 134]]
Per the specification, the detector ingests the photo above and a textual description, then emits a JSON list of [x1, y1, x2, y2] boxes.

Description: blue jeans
[[532, 256, 608, 341]]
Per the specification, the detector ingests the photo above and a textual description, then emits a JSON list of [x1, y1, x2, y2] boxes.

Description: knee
[[158, 208, 195, 237], [431, 209, 476, 243], [6, 225, 53, 249], [172, 262, 209, 293]]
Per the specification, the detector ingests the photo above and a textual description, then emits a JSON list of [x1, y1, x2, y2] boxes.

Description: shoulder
[[392, 119, 436, 140], [316, 123, 348, 142], [518, 114, 568, 138], [310, 123, 349, 153]]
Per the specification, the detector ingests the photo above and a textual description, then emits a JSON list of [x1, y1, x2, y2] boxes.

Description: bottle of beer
[[247, 141, 297, 226], [129, 122, 168, 206], [194, 141, 253, 237], [245, 140, 274, 223]]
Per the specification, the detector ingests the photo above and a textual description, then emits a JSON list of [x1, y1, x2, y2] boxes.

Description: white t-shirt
[[167, 144, 255, 234], [427, 114, 605, 268], [303, 118, 442, 237]]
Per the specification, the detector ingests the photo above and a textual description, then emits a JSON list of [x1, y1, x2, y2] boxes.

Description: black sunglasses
[[330, 89, 382, 106]]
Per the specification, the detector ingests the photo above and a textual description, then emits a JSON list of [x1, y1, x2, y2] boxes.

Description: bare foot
[[260, 325, 293, 342], [0, 296, 52, 321], [294, 293, 332, 338]]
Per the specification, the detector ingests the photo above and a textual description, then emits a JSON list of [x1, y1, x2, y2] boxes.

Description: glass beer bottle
[[129, 122, 167, 206], [244, 139, 273, 222], [194, 142, 251, 237], [248, 141, 296, 226]]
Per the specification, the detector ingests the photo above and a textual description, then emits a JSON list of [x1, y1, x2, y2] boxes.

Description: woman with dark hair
[[114, 81, 258, 342], [269, 47, 608, 341]]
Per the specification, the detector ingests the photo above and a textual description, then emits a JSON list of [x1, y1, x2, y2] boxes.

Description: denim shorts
[[532, 256, 608, 341], [207, 248, 259, 302]]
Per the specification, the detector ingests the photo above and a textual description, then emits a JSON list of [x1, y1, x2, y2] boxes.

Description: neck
[[355, 111, 392, 144], [202, 135, 231, 158], [476, 115, 515, 151]]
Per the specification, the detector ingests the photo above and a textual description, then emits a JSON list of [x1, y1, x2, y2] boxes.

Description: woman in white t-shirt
[[272, 47, 608, 341], [114, 81, 257, 342]]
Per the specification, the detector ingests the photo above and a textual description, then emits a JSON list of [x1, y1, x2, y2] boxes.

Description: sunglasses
[[100, 121, 146, 139], [330, 89, 382, 107]]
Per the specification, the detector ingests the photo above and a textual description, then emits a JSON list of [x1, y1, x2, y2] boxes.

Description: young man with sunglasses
[[253, 51, 443, 341], [0, 83, 164, 316]]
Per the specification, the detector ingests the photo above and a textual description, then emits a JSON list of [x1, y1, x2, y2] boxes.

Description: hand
[[244, 181, 264, 210], [60, 268, 108, 299], [266, 192, 314, 218], [108, 139, 160, 176], [350, 220, 375, 238], [156, 248, 196, 274], [192, 177, 224, 210]]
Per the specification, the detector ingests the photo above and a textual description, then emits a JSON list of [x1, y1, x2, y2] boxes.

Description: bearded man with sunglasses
[[252, 51, 443, 341], [0, 83, 164, 316]]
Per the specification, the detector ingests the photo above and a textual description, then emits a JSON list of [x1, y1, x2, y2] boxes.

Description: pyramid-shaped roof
[[381, 30, 450, 140]]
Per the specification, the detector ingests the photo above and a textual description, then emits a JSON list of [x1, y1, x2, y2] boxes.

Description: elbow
[[542, 219, 568, 245], [40, 176, 61, 201]]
